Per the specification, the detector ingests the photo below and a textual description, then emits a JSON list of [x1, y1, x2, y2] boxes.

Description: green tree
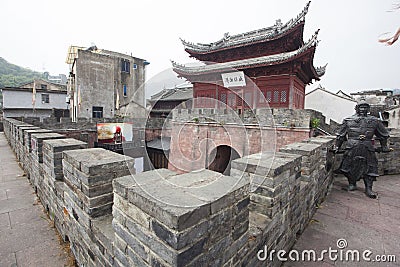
[[0, 57, 44, 87]]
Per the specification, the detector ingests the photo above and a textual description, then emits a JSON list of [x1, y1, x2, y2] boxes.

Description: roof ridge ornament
[[223, 32, 230, 43], [316, 63, 328, 77], [297, 29, 320, 54], [275, 19, 283, 32], [170, 60, 186, 70], [301, 1, 311, 21]]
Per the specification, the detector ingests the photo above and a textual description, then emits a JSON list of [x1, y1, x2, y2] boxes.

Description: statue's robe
[[337, 114, 389, 182]]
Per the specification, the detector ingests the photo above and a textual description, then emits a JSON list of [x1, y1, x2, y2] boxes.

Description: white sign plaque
[[221, 71, 246, 87]]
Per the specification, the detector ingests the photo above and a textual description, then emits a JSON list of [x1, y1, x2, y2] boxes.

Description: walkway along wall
[[3, 118, 399, 266]]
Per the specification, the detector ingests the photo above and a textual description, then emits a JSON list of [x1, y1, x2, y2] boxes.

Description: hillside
[[0, 57, 44, 88]]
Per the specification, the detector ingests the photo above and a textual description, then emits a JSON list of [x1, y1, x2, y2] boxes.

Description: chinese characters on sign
[[221, 72, 246, 87]]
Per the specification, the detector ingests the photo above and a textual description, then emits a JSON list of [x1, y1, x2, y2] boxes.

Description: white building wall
[[353, 95, 386, 105], [2, 90, 67, 121], [387, 107, 400, 129], [3, 90, 67, 110], [305, 89, 357, 124]]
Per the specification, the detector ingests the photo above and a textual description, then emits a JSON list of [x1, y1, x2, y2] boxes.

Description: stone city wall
[[172, 108, 336, 131], [8, 116, 148, 149], [168, 108, 316, 173], [144, 118, 172, 143], [377, 129, 400, 175], [3, 118, 398, 266], [145, 108, 337, 144]]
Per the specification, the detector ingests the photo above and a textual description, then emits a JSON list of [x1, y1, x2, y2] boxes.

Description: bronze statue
[[334, 100, 390, 198]]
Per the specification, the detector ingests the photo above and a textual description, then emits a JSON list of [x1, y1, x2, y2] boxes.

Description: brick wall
[[168, 121, 310, 173]]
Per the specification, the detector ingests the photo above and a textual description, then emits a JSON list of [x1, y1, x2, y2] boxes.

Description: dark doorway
[[146, 137, 171, 170], [53, 109, 70, 122], [207, 145, 240, 175], [147, 148, 169, 169]]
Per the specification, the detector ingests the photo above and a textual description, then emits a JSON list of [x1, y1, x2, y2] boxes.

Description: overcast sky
[[1, 0, 399, 94]]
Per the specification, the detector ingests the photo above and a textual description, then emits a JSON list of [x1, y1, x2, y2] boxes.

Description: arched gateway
[[207, 145, 240, 175]]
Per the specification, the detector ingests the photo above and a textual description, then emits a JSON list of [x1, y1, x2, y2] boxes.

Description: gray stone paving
[[286, 174, 400, 267], [0, 133, 70, 267]]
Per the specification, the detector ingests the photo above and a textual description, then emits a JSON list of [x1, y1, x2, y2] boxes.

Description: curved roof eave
[[180, 1, 311, 53]]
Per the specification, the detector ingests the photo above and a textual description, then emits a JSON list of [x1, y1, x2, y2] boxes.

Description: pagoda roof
[[150, 85, 193, 102], [180, 1, 310, 54], [172, 30, 326, 80]]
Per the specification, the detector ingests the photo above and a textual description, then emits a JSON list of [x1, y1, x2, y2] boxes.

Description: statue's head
[[355, 100, 370, 116]]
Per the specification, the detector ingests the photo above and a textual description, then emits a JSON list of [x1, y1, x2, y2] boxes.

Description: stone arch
[[207, 145, 240, 175]]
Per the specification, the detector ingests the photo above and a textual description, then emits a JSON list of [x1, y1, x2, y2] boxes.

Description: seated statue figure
[[334, 100, 390, 198]]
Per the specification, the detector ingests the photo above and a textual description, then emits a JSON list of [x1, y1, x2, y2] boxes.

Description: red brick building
[[172, 1, 325, 111]]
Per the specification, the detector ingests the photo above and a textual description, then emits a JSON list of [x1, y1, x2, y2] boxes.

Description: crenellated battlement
[[172, 108, 325, 128], [2, 118, 398, 266]]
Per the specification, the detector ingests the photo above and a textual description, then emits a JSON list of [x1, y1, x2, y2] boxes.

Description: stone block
[[43, 138, 88, 153], [63, 160, 130, 190], [24, 129, 53, 152], [31, 132, 65, 162], [18, 126, 39, 145], [280, 142, 321, 156], [113, 194, 150, 229], [42, 138, 88, 181], [231, 151, 301, 178], [91, 215, 115, 254], [117, 169, 248, 231], [63, 148, 135, 176], [113, 168, 250, 266]]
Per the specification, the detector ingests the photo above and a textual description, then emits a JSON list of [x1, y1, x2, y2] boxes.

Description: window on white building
[[41, 94, 49, 103]]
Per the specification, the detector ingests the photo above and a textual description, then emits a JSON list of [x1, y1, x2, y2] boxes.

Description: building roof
[[146, 137, 171, 151], [306, 86, 357, 102], [173, 30, 326, 78], [150, 83, 193, 102], [180, 1, 310, 54], [1, 87, 67, 94], [335, 90, 353, 100], [66, 45, 147, 64], [17, 79, 67, 91], [384, 104, 400, 111], [2, 78, 67, 93], [350, 89, 393, 96]]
